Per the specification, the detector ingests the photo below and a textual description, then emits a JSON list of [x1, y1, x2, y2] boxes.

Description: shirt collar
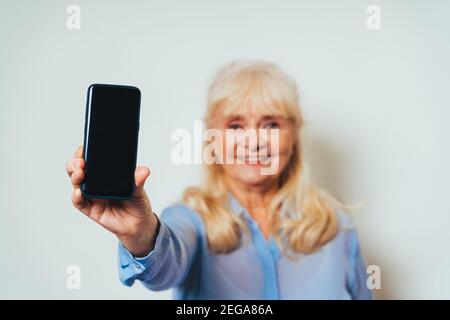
[[228, 192, 282, 259], [227, 192, 247, 217]]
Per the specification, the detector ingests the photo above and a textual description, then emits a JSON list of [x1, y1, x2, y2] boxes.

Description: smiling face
[[209, 105, 296, 189], [204, 60, 303, 191]]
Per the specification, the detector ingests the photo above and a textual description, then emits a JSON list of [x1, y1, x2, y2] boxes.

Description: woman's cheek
[[275, 134, 294, 170]]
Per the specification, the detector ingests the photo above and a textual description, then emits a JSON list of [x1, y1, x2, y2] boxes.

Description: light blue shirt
[[118, 194, 372, 299]]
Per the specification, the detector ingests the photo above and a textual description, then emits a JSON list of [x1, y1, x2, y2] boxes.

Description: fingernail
[[73, 160, 79, 169]]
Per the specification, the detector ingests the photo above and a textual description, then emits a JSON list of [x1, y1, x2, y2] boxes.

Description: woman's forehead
[[219, 102, 289, 120], [223, 112, 285, 122]]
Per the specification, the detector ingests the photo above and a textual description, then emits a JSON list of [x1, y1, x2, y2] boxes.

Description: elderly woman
[[66, 61, 372, 299]]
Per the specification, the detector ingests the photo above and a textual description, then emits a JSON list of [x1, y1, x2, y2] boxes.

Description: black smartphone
[[81, 84, 141, 200]]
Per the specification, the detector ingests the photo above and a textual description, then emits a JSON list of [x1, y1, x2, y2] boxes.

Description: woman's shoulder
[[332, 207, 364, 257], [160, 202, 205, 231], [334, 207, 357, 232]]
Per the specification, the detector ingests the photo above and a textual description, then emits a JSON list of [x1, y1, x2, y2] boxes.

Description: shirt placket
[[245, 215, 280, 299]]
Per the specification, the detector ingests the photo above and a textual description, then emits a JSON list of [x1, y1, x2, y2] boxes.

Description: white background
[[0, 0, 449, 299]]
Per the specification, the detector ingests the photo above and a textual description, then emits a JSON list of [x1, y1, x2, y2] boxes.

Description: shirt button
[[135, 264, 142, 271]]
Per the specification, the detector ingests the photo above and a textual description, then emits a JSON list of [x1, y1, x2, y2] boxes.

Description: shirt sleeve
[[346, 229, 373, 300], [117, 204, 200, 291]]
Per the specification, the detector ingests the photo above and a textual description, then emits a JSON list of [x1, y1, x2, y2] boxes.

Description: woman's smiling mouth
[[236, 155, 272, 165]]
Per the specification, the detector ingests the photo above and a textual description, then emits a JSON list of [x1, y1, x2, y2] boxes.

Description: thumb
[[135, 166, 150, 190]]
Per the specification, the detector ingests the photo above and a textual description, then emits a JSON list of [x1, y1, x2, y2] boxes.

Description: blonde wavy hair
[[182, 60, 351, 258]]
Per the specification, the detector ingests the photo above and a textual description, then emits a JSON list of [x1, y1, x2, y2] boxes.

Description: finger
[[72, 187, 91, 214], [65, 159, 73, 177], [133, 166, 150, 198], [87, 199, 108, 222], [74, 145, 83, 158], [71, 168, 85, 188], [135, 166, 150, 188], [65, 145, 85, 177], [72, 188, 108, 226], [66, 158, 85, 177]]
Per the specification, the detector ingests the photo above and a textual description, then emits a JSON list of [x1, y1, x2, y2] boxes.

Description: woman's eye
[[263, 121, 279, 129], [227, 123, 243, 130]]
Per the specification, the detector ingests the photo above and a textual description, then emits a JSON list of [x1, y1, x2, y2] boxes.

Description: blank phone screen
[[82, 84, 141, 199]]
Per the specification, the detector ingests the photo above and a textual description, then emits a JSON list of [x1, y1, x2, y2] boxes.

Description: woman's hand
[[65, 145, 159, 257]]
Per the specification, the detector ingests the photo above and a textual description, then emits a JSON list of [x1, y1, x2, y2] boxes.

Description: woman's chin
[[232, 165, 278, 186]]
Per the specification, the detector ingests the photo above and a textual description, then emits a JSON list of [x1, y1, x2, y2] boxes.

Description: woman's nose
[[247, 132, 269, 154]]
